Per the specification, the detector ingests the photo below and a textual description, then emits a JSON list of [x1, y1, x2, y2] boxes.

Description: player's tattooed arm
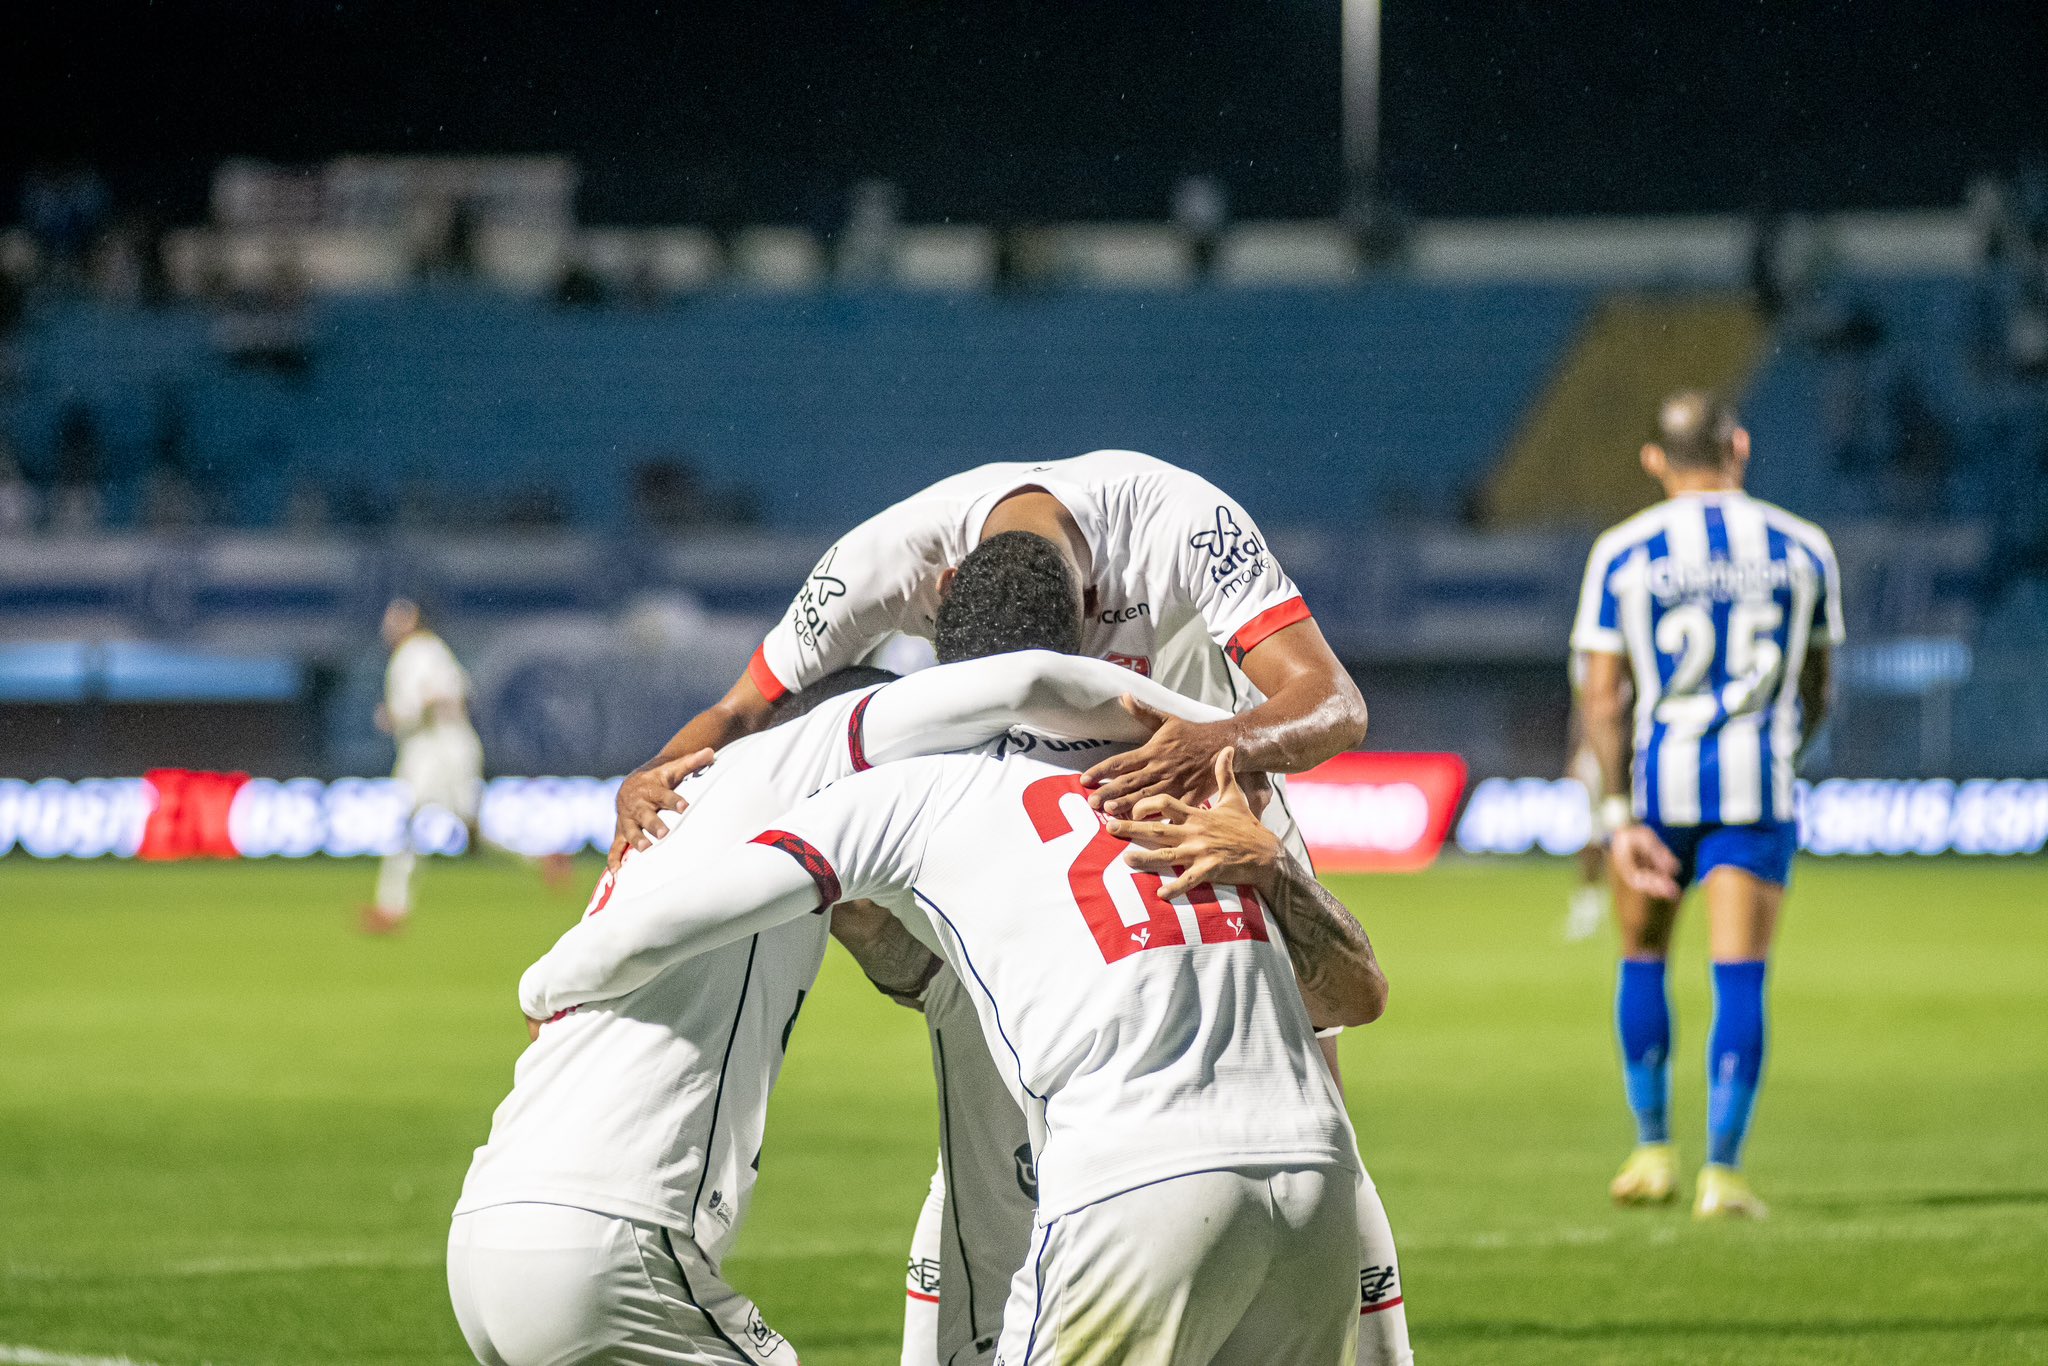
[[831, 899, 942, 1009], [1109, 749, 1387, 1029], [1258, 849, 1388, 1030]]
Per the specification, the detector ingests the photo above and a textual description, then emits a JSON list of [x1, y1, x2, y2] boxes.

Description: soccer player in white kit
[[452, 645, 1241, 1365], [367, 597, 488, 933], [608, 451, 1411, 1366], [525, 736, 1390, 1364]]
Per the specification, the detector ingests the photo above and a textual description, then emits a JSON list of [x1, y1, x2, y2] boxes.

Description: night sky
[[8, 0, 2044, 225]]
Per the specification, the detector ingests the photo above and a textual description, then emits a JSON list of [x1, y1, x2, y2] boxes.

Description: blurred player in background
[[1562, 650, 1614, 942], [1572, 391, 1841, 1219], [365, 597, 563, 933]]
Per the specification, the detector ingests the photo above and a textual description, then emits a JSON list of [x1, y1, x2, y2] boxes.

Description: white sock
[[900, 1162, 944, 1366], [375, 847, 417, 916], [1565, 885, 1607, 942], [1355, 1168, 1414, 1366]]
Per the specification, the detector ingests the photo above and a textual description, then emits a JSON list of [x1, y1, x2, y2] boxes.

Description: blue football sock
[[1707, 960, 1769, 1168], [1616, 958, 1672, 1145]]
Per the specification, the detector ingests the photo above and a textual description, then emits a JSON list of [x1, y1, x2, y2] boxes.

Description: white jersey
[[520, 730, 1356, 1225], [471, 653, 1230, 1260], [749, 450, 1312, 715], [386, 630, 473, 745], [1571, 490, 1844, 828]]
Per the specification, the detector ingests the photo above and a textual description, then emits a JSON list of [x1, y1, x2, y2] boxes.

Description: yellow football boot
[[1693, 1164, 1769, 1220], [1608, 1143, 1678, 1206]]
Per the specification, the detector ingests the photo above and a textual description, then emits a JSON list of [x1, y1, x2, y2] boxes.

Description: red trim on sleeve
[[746, 645, 790, 704], [1225, 595, 1312, 665], [847, 691, 875, 772], [750, 830, 842, 911], [1361, 1296, 1405, 1316]]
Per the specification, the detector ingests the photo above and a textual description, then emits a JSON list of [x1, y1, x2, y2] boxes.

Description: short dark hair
[[934, 531, 1083, 664], [766, 665, 898, 728], [1653, 389, 1740, 469]]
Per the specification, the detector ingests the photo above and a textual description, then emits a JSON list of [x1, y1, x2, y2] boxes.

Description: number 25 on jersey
[[1022, 774, 1268, 965]]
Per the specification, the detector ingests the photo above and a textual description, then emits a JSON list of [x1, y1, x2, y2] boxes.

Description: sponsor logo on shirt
[[1097, 602, 1150, 624], [706, 1188, 733, 1226], [1014, 1142, 1039, 1199], [792, 547, 849, 651], [1189, 505, 1268, 598], [1004, 730, 1117, 756], [1105, 651, 1151, 676], [1644, 554, 1796, 604]]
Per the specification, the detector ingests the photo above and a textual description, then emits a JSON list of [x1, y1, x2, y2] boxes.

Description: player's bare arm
[[1796, 644, 1833, 760], [1581, 649, 1682, 900], [613, 679, 767, 865], [1086, 618, 1367, 814], [831, 899, 942, 1007], [1110, 749, 1386, 1029]]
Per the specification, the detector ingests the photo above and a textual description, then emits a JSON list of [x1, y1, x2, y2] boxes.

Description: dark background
[[7, 0, 2044, 226]]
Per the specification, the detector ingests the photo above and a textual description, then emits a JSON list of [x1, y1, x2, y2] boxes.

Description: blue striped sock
[[1616, 958, 1671, 1145], [1707, 960, 1769, 1167]]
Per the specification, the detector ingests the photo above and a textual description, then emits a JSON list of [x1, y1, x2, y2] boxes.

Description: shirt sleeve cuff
[[747, 644, 791, 704], [1225, 596, 1313, 665], [1569, 628, 1625, 655], [749, 829, 841, 911]]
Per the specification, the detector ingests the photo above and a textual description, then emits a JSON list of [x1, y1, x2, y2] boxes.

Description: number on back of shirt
[[1022, 774, 1268, 964]]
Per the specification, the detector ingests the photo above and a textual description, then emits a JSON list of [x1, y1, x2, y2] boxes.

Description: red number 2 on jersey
[[1021, 773, 1268, 964]]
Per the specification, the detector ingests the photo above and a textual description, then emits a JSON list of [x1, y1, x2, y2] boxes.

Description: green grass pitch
[[2, 855, 2044, 1365]]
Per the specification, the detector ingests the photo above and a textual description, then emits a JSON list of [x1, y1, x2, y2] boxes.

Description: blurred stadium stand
[[3, 160, 2045, 787]]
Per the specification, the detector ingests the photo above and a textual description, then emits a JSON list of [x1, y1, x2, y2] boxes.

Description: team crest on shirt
[[1106, 652, 1151, 676], [1188, 506, 1269, 598], [792, 547, 850, 650]]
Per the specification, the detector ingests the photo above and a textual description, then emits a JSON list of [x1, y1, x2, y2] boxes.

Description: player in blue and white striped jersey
[[1570, 390, 1843, 1220]]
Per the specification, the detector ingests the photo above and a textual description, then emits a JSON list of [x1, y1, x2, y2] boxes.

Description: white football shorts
[[448, 1202, 798, 1366], [994, 1164, 1358, 1366]]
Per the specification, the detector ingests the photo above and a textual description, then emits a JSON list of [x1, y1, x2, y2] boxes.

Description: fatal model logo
[[792, 547, 849, 650], [1361, 1264, 1401, 1307], [1188, 505, 1268, 598]]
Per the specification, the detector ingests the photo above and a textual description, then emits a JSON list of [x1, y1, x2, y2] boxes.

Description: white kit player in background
[[450, 648, 1244, 1366], [606, 450, 1411, 1366], [522, 729, 1393, 1364], [366, 597, 488, 933]]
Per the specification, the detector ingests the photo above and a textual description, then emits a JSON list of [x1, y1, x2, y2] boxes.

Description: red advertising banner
[[1287, 752, 1469, 873], [137, 769, 249, 861]]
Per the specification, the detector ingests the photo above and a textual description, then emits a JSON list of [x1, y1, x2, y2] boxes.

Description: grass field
[[2, 854, 2045, 1365]]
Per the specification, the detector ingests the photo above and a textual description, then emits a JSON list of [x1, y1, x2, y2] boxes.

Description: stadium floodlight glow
[[1341, 0, 1383, 209]]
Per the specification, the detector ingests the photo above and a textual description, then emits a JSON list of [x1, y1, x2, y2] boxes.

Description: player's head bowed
[[934, 530, 1085, 663]]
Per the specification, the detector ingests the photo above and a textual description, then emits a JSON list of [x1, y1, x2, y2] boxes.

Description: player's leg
[[917, 966, 1036, 1366], [1216, 1165, 1360, 1366], [901, 1163, 944, 1366], [1692, 825, 1792, 1219], [993, 1171, 1270, 1366], [1351, 1165, 1412, 1365], [1609, 839, 1688, 1204], [1564, 748, 1610, 942]]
